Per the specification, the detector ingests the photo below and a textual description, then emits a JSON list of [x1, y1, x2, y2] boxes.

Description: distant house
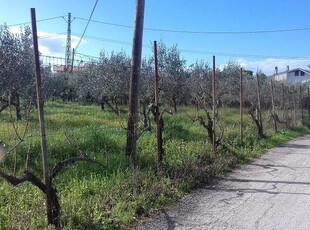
[[272, 66, 310, 83]]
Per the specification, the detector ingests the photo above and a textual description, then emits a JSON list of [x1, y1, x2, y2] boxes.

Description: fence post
[[271, 80, 277, 132], [212, 55, 216, 153], [308, 87, 310, 118], [240, 68, 243, 140], [292, 85, 296, 126], [300, 85, 304, 121], [154, 41, 163, 171], [256, 74, 263, 137]]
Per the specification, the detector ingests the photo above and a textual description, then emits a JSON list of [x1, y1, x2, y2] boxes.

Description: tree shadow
[[219, 178, 310, 196], [249, 163, 310, 170], [278, 143, 310, 149]]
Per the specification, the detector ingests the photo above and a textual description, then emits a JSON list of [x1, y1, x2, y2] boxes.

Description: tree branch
[[0, 170, 46, 193], [51, 157, 105, 179], [136, 104, 153, 140]]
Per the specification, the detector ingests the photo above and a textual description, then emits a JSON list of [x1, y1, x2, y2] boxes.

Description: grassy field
[[0, 101, 308, 229]]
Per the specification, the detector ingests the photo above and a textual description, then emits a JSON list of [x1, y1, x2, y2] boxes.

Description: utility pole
[[65, 12, 71, 72]]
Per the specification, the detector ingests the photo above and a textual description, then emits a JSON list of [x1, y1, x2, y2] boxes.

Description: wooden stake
[[292, 85, 296, 126], [31, 8, 53, 226], [256, 74, 263, 137], [154, 41, 163, 170], [240, 68, 243, 140], [212, 56, 216, 153], [300, 85, 304, 120], [271, 80, 277, 132]]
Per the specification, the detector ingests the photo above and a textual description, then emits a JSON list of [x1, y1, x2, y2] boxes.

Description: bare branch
[[159, 109, 173, 120], [136, 104, 153, 140], [64, 132, 87, 157], [9, 105, 22, 141], [6, 102, 33, 155], [0, 170, 46, 193], [248, 108, 266, 138], [51, 157, 105, 179]]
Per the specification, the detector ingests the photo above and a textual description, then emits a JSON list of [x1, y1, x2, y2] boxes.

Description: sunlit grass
[[0, 101, 308, 229]]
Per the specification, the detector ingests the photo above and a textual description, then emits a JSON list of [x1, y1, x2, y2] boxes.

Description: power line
[[72, 32, 149, 47], [74, 16, 310, 35], [7, 16, 64, 27], [75, 0, 99, 51], [75, 16, 133, 29], [37, 31, 310, 60], [70, 32, 310, 60], [179, 49, 310, 60], [75, 52, 100, 60]]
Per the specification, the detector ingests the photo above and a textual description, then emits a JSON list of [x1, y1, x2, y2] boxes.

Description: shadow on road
[[278, 143, 310, 149], [224, 178, 310, 186], [250, 163, 310, 169], [214, 178, 310, 196]]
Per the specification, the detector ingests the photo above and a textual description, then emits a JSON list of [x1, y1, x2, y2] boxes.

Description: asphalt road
[[135, 134, 310, 230]]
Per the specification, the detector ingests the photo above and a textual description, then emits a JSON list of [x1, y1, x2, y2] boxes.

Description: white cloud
[[8, 26, 84, 58], [237, 58, 310, 75], [38, 31, 83, 57]]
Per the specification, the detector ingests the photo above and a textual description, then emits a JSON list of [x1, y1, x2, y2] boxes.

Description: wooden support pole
[[300, 85, 304, 120], [30, 8, 53, 226], [308, 87, 310, 118], [240, 68, 243, 140], [154, 41, 163, 170], [271, 80, 277, 132], [212, 55, 216, 153], [281, 83, 285, 121], [256, 74, 263, 137], [125, 0, 145, 159], [292, 85, 296, 126]]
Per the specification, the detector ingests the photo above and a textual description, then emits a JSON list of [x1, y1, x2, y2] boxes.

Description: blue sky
[[1, 0, 310, 74]]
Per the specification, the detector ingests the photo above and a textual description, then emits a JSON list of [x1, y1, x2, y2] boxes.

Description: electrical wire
[[75, 0, 99, 51], [36, 28, 310, 60], [7, 16, 64, 27], [70, 32, 310, 60], [74, 16, 310, 35]]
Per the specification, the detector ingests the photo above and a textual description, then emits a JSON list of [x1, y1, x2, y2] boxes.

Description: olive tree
[[155, 42, 187, 113], [0, 25, 35, 120]]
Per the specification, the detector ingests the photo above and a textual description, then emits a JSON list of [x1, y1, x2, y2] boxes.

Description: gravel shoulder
[[134, 134, 310, 230]]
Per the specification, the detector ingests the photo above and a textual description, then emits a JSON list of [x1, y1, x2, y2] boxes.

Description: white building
[[273, 66, 310, 83]]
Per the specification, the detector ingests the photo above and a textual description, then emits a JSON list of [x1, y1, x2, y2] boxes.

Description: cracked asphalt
[[135, 134, 310, 230]]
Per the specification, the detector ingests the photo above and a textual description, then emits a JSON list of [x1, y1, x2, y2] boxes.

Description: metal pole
[[212, 55, 216, 153], [240, 68, 243, 140], [30, 8, 53, 225], [65, 12, 71, 72], [71, 48, 75, 73], [125, 0, 145, 159]]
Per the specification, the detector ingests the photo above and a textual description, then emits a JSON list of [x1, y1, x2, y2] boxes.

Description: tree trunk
[[15, 93, 22, 121]]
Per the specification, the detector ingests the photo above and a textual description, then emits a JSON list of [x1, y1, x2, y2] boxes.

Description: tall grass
[[0, 102, 308, 229]]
